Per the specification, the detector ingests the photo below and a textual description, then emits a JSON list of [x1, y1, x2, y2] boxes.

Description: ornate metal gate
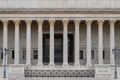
[[54, 34, 63, 64], [43, 34, 49, 64], [43, 34, 74, 64], [68, 34, 74, 64]]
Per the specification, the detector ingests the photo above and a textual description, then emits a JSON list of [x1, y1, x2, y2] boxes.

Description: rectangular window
[[1, 52, 3, 59], [91, 50, 94, 59], [23, 50, 26, 60], [33, 50, 38, 59], [12, 50, 14, 59], [103, 50, 105, 59], [80, 50, 84, 59]]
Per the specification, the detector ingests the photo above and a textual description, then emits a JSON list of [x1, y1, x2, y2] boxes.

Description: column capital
[[37, 20, 43, 24], [49, 19, 55, 26], [110, 20, 116, 25], [98, 20, 104, 25], [25, 20, 32, 25], [86, 20, 92, 26], [2, 20, 8, 25], [74, 20, 81, 25], [14, 20, 20, 26], [62, 19, 69, 26]]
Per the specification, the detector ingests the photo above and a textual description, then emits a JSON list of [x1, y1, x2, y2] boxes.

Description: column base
[[63, 63, 68, 68], [13, 63, 20, 66], [3, 78, 8, 80], [86, 64, 92, 68], [49, 63, 55, 68], [98, 63, 104, 66], [37, 63, 43, 67], [74, 64, 80, 68], [110, 63, 115, 66], [26, 64, 31, 66]]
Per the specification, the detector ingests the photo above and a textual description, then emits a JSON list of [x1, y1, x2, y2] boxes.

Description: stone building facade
[[0, 0, 120, 80]]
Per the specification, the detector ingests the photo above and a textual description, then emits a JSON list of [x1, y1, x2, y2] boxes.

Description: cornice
[[0, 13, 120, 21]]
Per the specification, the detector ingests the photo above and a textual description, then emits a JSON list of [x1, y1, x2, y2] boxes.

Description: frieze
[[25, 70, 95, 77]]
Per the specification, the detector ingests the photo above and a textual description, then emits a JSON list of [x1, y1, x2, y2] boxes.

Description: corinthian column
[[110, 20, 116, 64], [98, 20, 104, 64], [25, 20, 32, 65], [14, 20, 20, 65], [2, 20, 8, 65], [63, 19, 69, 67], [37, 20, 43, 66], [49, 19, 55, 67], [86, 20, 92, 67], [74, 20, 80, 67]]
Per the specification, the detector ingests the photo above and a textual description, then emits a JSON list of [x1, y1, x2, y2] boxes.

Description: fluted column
[[86, 20, 92, 67], [37, 20, 43, 66], [74, 20, 80, 67], [98, 20, 104, 64], [2, 20, 8, 65], [110, 20, 116, 64], [49, 19, 55, 66], [25, 20, 32, 65], [63, 19, 69, 67], [14, 20, 20, 64]]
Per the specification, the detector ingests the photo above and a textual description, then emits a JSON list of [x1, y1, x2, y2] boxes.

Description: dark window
[[80, 50, 84, 59], [12, 50, 14, 59], [43, 34, 50, 64], [91, 50, 94, 59], [54, 34, 63, 64], [33, 50, 38, 59], [1, 52, 3, 59], [103, 50, 105, 59], [68, 34, 74, 64], [23, 50, 26, 60]]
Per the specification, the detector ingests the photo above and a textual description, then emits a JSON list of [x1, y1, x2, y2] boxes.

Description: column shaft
[[74, 20, 80, 66], [98, 20, 104, 64], [2, 20, 8, 65], [63, 19, 69, 66], [14, 20, 20, 64], [26, 20, 32, 65], [86, 20, 92, 66], [49, 19, 55, 66], [110, 20, 116, 64], [37, 20, 43, 66]]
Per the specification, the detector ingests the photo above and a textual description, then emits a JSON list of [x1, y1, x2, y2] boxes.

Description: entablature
[[0, 13, 120, 21]]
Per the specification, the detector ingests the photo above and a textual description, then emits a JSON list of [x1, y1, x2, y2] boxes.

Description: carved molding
[[25, 20, 32, 25], [62, 18, 69, 27], [98, 20, 104, 25], [49, 19, 55, 26], [25, 70, 95, 77], [86, 20, 92, 26], [2, 20, 8, 26], [110, 20, 116, 25], [14, 20, 20, 26]]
